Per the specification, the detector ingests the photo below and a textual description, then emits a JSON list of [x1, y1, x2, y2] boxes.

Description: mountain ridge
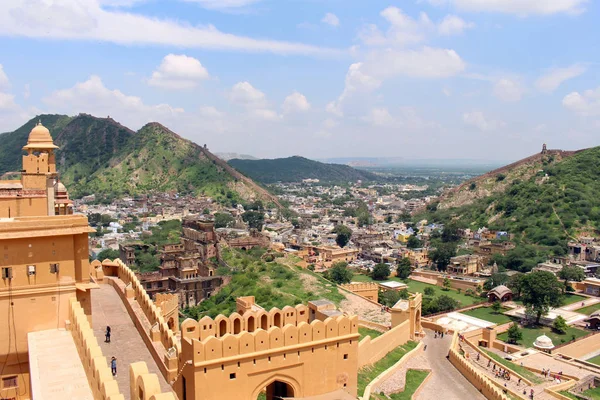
[[0, 114, 279, 206], [228, 155, 378, 183]]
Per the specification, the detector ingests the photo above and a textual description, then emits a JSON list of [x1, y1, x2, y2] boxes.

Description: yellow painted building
[[0, 122, 95, 399]]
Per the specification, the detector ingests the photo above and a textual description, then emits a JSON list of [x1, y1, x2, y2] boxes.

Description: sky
[[0, 0, 599, 162]]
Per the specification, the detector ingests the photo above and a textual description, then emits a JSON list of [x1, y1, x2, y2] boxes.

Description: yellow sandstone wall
[[357, 319, 411, 367], [68, 298, 123, 400], [339, 283, 379, 302], [448, 333, 509, 400], [178, 314, 360, 400]]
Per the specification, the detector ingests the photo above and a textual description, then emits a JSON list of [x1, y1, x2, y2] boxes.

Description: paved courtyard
[[92, 283, 172, 399]]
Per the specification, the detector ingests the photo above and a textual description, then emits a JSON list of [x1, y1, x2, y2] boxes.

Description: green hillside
[[0, 114, 278, 205], [420, 146, 600, 263], [228, 156, 378, 183]]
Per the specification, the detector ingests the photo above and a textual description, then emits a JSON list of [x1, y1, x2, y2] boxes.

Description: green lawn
[[480, 348, 544, 384], [357, 341, 418, 397], [576, 302, 600, 315], [461, 307, 514, 325], [497, 324, 588, 349], [559, 391, 579, 400], [586, 354, 600, 366], [350, 273, 483, 308], [359, 327, 384, 341], [513, 293, 585, 308], [582, 386, 600, 399]]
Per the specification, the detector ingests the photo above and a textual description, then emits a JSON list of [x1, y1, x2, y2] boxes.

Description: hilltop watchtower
[[542, 143, 548, 154]]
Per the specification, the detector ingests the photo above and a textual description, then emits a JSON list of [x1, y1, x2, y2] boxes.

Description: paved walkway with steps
[[92, 283, 172, 399], [374, 331, 485, 400], [462, 342, 561, 400]]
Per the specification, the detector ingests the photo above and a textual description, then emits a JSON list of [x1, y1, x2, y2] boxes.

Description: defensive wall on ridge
[[339, 283, 379, 302]]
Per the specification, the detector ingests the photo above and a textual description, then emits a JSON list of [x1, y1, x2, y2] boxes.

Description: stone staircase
[[461, 343, 560, 400]]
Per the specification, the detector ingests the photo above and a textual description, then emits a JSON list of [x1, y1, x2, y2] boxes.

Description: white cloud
[[438, 15, 474, 35], [365, 47, 466, 79], [98, 0, 146, 6], [424, 0, 587, 15], [359, 7, 474, 46], [0, 65, 9, 88], [199, 106, 224, 118], [563, 87, 600, 116], [148, 54, 209, 90], [463, 111, 504, 131], [181, 0, 262, 10], [43, 75, 184, 128], [0, 0, 338, 56], [229, 81, 267, 106], [250, 108, 280, 121], [0, 92, 17, 110], [321, 13, 340, 27], [535, 64, 587, 93], [282, 92, 311, 114], [363, 107, 395, 126], [493, 78, 524, 102]]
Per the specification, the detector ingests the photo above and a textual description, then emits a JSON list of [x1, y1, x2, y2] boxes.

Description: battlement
[[340, 282, 378, 291]]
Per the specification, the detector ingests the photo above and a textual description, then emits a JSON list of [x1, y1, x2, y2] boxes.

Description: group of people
[[105, 326, 117, 377], [487, 361, 512, 381], [433, 330, 445, 338], [542, 368, 563, 383]]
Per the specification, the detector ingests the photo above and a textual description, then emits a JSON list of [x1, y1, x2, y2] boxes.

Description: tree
[[214, 213, 235, 229], [406, 235, 423, 249], [484, 272, 509, 291], [558, 266, 586, 294], [491, 301, 502, 314], [434, 295, 460, 313], [329, 262, 352, 284], [442, 277, 451, 291], [441, 223, 461, 243], [357, 213, 371, 227], [242, 210, 264, 231], [379, 290, 400, 307], [396, 258, 412, 280], [430, 243, 457, 271], [385, 215, 393, 224], [423, 287, 435, 297], [506, 323, 523, 344], [521, 271, 563, 324], [372, 263, 391, 281], [507, 273, 525, 299], [553, 315, 568, 334], [97, 248, 119, 261], [334, 225, 353, 248]]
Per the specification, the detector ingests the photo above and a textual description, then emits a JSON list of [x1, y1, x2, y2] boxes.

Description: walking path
[[562, 297, 600, 312], [374, 331, 485, 400], [462, 342, 560, 400], [339, 288, 391, 325], [92, 284, 172, 399]]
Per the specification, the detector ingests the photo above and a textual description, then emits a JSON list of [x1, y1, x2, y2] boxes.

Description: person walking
[[105, 326, 111, 343], [111, 357, 117, 376]]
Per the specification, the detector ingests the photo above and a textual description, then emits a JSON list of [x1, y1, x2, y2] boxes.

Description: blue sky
[[0, 0, 599, 161]]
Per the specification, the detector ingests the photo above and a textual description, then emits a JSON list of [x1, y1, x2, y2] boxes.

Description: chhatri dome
[[22, 121, 59, 151], [533, 334, 554, 350]]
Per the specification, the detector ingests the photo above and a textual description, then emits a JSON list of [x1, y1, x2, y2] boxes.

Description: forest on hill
[[418, 146, 600, 271], [228, 156, 378, 184]]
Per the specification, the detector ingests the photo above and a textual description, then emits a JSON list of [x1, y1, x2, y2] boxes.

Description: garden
[[461, 306, 514, 325], [497, 324, 588, 348]]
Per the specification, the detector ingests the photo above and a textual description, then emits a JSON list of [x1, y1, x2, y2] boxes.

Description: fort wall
[[339, 283, 378, 302], [447, 332, 509, 400], [357, 319, 411, 367], [68, 298, 123, 400], [553, 332, 600, 359]]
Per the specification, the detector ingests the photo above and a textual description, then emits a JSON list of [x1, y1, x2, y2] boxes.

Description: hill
[[0, 114, 279, 205], [215, 152, 258, 161], [421, 146, 600, 254], [228, 156, 378, 184]]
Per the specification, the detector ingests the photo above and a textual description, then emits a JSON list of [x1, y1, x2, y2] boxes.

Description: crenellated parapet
[[181, 314, 359, 365], [340, 282, 378, 292]]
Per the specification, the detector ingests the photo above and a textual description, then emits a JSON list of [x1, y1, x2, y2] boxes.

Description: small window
[[343, 354, 348, 360], [3, 376, 17, 388], [50, 263, 59, 273], [2, 267, 13, 279], [229, 373, 236, 380]]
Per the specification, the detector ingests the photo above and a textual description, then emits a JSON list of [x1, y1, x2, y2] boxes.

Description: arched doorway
[[263, 380, 294, 400]]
